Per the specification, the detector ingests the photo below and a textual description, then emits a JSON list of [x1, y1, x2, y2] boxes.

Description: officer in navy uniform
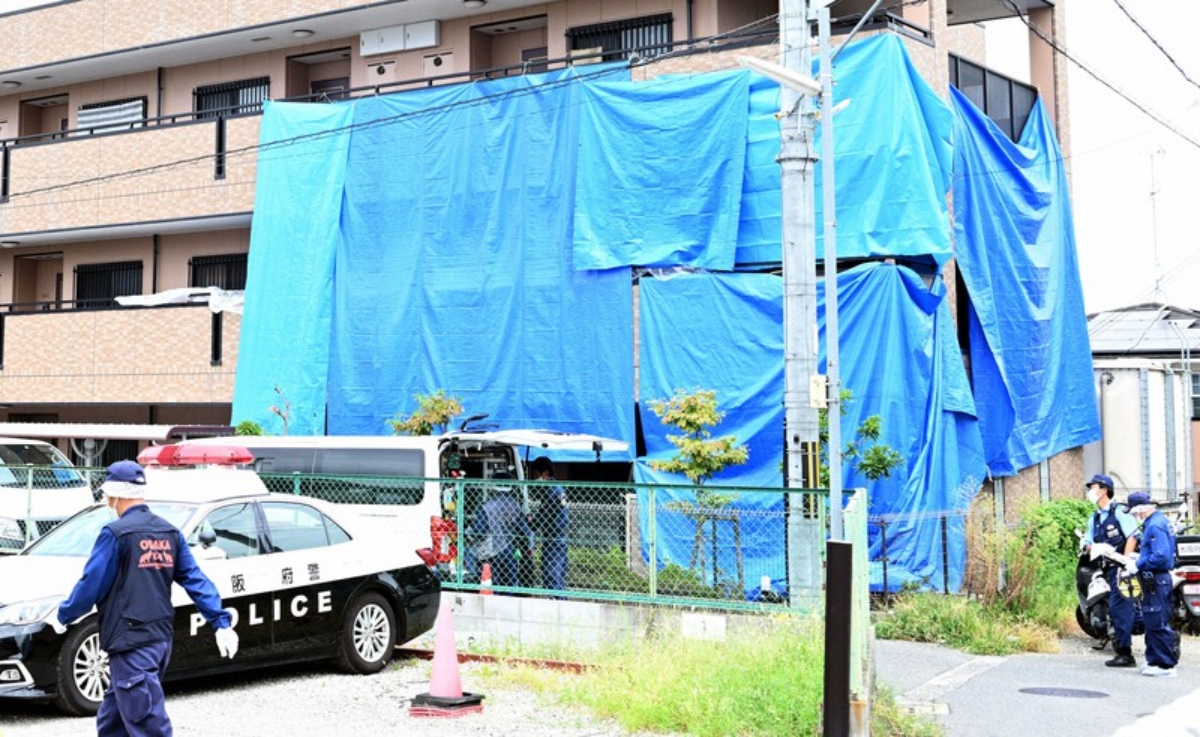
[[530, 456, 569, 596], [1081, 473, 1139, 667], [1127, 491, 1180, 677], [58, 460, 239, 736]]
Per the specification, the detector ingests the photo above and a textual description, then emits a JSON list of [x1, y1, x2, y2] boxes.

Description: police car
[[0, 444, 440, 716]]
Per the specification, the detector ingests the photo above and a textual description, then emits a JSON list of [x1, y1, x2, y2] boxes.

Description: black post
[[879, 518, 890, 609], [823, 540, 853, 737], [941, 513, 950, 595]]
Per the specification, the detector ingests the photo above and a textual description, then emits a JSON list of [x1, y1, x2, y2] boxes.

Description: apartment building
[[0, 0, 1061, 463]]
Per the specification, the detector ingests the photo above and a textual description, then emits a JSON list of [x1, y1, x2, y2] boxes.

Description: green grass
[[874, 592, 1060, 655], [478, 618, 940, 737]]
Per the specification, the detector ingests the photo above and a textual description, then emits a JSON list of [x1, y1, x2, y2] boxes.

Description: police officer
[[57, 460, 239, 736], [472, 471, 533, 588], [1127, 491, 1179, 677], [1081, 473, 1139, 667], [530, 456, 569, 595]]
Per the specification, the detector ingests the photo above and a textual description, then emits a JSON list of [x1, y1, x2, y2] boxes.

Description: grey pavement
[[876, 634, 1200, 736]]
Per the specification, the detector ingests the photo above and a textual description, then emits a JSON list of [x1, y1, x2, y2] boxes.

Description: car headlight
[[0, 596, 63, 627], [0, 516, 21, 543]]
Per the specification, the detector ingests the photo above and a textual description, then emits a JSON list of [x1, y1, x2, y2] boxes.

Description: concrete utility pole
[[778, 0, 823, 600]]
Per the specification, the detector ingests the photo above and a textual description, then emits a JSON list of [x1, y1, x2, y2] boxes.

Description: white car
[[0, 456, 440, 716]]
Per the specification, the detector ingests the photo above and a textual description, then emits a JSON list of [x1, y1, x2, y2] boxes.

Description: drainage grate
[[1019, 687, 1108, 699]]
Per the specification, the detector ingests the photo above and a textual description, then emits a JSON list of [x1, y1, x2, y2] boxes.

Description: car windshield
[[23, 502, 198, 557], [0, 443, 88, 489]]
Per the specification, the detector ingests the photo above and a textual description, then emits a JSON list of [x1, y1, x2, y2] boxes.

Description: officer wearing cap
[[1082, 473, 1139, 667], [1127, 491, 1180, 677], [58, 460, 239, 735]]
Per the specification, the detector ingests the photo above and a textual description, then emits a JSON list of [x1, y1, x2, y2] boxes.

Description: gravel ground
[[0, 656, 630, 737]]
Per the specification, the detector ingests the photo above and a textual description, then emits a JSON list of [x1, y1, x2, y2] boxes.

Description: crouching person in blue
[[57, 460, 239, 736], [1127, 491, 1179, 677]]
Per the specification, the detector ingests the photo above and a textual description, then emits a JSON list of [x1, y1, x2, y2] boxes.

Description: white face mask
[[1086, 488, 1101, 505], [105, 499, 119, 520]]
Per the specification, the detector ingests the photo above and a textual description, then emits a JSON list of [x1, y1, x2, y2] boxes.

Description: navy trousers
[[541, 539, 569, 594], [97, 639, 173, 737], [1106, 566, 1134, 653], [1143, 571, 1179, 669]]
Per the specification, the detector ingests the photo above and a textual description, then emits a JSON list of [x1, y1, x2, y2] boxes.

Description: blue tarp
[[232, 101, 353, 435], [951, 88, 1102, 475], [813, 35, 955, 265], [333, 73, 634, 450], [634, 265, 985, 596], [635, 272, 784, 597], [573, 71, 749, 271], [734, 74, 784, 266], [233, 68, 636, 451]]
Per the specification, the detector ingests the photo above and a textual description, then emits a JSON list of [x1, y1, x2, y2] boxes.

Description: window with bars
[[189, 254, 248, 290], [566, 13, 673, 62], [948, 55, 1037, 142], [75, 261, 142, 308], [195, 77, 271, 118], [77, 97, 147, 135]]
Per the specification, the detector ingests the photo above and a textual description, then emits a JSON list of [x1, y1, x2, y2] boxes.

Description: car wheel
[[53, 619, 108, 717], [336, 592, 396, 674]]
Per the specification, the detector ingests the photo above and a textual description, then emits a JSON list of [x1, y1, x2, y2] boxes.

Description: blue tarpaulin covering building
[[233, 34, 1098, 596]]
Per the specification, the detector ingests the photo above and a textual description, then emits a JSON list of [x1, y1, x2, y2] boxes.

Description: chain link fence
[[5, 463, 859, 614], [0, 463, 99, 552]]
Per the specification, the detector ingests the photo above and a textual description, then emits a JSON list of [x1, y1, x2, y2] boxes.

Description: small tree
[[817, 389, 904, 488], [648, 388, 749, 591], [388, 390, 463, 436], [235, 420, 264, 436]]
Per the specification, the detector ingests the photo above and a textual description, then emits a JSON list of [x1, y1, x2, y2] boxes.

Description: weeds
[[478, 618, 940, 736], [880, 498, 1092, 653]]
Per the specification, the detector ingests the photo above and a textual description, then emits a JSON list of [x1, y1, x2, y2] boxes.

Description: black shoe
[[1106, 654, 1137, 668]]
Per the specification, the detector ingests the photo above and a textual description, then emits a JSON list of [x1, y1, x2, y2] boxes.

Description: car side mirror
[[198, 528, 218, 549]]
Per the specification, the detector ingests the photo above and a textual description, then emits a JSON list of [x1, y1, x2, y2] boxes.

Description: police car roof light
[[137, 443, 255, 467]]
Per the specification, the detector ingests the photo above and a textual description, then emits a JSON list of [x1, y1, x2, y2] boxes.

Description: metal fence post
[[455, 480, 465, 586], [24, 465, 34, 547], [648, 487, 658, 599], [941, 513, 950, 595], [291, 472, 301, 496], [879, 517, 890, 609]]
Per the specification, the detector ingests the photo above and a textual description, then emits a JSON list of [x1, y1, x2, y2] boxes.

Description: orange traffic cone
[[409, 601, 485, 717], [479, 562, 493, 596]]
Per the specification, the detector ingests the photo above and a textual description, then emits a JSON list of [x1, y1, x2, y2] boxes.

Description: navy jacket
[[59, 505, 230, 652]]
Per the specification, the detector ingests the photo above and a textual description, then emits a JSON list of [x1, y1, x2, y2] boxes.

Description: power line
[[1000, 0, 1200, 152], [1111, 0, 1200, 94]]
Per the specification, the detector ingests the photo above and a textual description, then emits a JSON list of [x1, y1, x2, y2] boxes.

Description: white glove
[[1089, 542, 1115, 561], [49, 617, 67, 635], [215, 627, 239, 659], [1124, 561, 1139, 577]]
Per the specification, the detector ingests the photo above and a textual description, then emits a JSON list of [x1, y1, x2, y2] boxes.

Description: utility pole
[[778, 0, 823, 601]]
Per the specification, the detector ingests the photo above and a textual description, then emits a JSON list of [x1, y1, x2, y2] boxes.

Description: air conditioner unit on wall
[[360, 20, 440, 57]]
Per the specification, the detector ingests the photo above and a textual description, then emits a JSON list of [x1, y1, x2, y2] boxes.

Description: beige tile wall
[[0, 116, 258, 234], [0, 305, 240, 403]]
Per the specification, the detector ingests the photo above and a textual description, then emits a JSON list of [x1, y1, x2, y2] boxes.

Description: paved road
[[876, 634, 1200, 735]]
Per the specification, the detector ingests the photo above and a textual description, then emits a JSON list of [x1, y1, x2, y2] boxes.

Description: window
[[76, 97, 146, 135], [566, 13, 673, 62], [1192, 372, 1200, 420], [948, 55, 1037, 142], [75, 261, 142, 308], [190, 503, 261, 559], [189, 254, 248, 290], [195, 77, 270, 118], [262, 502, 349, 552]]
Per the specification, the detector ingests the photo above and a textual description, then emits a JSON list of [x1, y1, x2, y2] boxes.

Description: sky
[[988, 1, 1200, 315]]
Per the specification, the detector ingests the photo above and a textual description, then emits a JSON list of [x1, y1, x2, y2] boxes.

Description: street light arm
[[738, 56, 823, 97]]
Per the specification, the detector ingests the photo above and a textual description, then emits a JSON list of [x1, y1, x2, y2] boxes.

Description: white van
[[0, 438, 95, 553], [178, 430, 628, 551]]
